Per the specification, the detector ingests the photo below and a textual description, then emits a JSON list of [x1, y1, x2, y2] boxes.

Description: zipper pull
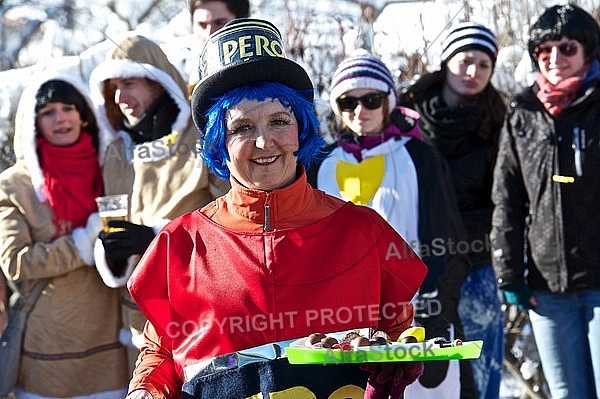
[[573, 127, 583, 177], [264, 205, 271, 232], [264, 192, 272, 232]]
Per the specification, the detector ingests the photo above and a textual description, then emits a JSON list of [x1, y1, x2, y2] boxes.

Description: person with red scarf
[[0, 73, 129, 398], [491, 4, 600, 398]]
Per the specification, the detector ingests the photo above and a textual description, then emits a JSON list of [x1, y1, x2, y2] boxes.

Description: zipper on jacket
[[572, 126, 585, 176], [264, 193, 272, 232]]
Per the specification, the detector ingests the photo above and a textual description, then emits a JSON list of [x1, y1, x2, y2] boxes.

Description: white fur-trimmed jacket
[[88, 35, 228, 354], [0, 71, 129, 397], [88, 34, 228, 289]]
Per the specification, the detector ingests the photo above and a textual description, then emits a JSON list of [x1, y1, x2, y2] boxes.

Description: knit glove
[[99, 220, 155, 266], [361, 361, 424, 399], [71, 212, 103, 266], [502, 281, 534, 310]]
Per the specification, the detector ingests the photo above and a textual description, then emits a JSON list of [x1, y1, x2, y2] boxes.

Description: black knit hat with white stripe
[[440, 22, 498, 66]]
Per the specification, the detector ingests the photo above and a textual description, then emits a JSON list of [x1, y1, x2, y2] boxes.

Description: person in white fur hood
[[0, 72, 129, 398], [88, 34, 228, 373]]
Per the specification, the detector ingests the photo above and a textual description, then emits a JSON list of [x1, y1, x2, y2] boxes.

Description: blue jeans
[[529, 290, 600, 399], [458, 264, 504, 399]]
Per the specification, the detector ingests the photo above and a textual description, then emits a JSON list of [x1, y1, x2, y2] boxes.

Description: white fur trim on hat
[[329, 52, 397, 116]]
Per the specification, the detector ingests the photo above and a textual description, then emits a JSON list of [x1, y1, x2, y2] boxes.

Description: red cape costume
[[128, 171, 427, 398]]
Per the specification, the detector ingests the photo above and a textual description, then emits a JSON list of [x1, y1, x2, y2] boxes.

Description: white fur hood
[[88, 34, 192, 163], [13, 71, 115, 203]]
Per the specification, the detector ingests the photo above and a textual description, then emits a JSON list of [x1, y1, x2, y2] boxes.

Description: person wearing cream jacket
[[0, 71, 128, 398], [88, 33, 228, 371]]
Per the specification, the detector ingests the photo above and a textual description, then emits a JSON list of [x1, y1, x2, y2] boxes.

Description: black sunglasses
[[336, 92, 388, 112], [533, 41, 578, 59]]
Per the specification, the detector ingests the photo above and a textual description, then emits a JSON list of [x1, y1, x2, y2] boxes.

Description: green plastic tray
[[285, 340, 483, 365]]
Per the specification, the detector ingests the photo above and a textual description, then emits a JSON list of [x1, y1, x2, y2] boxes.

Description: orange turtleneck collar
[[201, 167, 346, 232]]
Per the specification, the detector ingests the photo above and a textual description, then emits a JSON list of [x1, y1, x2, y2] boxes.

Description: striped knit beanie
[[329, 51, 397, 116], [440, 22, 498, 66]]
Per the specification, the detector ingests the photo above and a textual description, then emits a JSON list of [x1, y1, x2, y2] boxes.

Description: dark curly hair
[[528, 4, 600, 68]]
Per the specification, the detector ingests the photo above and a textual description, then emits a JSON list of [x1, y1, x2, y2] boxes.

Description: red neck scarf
[[536, 68, 588, 116], [37, 132, 104, 235]]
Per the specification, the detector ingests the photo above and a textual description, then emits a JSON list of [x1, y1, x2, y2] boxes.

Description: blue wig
[[198, 82, 324, 180]]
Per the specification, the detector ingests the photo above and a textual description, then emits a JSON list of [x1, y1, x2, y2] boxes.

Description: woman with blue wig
[[124, 18, 428, 399]]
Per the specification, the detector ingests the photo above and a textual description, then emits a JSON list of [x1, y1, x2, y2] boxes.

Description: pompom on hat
[[191, 18, 314, 130], [329, 51, 397, 116], [440, 22, 498, 66]]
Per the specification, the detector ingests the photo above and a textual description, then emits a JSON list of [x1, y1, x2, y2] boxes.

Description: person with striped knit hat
[[309, 49, 473, 399], [401, 21, 507, 399]]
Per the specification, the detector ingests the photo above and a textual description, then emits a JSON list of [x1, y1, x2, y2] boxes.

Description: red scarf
[[37, 132, 104, 235], [536, 69, 587, 116]]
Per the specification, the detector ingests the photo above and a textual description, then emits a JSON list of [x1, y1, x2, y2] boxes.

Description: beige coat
[[0, 72, 128, 397], [88, 34, 228, 370]]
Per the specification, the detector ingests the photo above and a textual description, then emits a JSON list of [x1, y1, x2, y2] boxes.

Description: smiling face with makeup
[[225, 98, 299, 191], [34, 79, 92, 147]]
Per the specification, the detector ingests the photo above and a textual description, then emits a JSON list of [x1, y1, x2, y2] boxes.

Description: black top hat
[[191, 18, 314, 130]]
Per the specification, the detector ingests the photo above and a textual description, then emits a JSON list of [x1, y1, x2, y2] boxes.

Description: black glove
[[99, 221, 155, 276]]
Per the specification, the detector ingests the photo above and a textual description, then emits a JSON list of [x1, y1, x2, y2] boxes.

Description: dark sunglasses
[[533, 41, 578, 59], [336, 92, 388, 111]]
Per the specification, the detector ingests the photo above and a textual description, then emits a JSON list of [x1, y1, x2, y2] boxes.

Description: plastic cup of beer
[[95, 194, 128, 232]]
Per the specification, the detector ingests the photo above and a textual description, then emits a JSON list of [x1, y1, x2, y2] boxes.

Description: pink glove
[[361, 361, 424, 399]]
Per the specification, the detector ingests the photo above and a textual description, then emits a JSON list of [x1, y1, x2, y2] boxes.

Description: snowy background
[[2, 0, 582, 171], [4, 0, 600, 172], [2, 0, 597, 397]]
